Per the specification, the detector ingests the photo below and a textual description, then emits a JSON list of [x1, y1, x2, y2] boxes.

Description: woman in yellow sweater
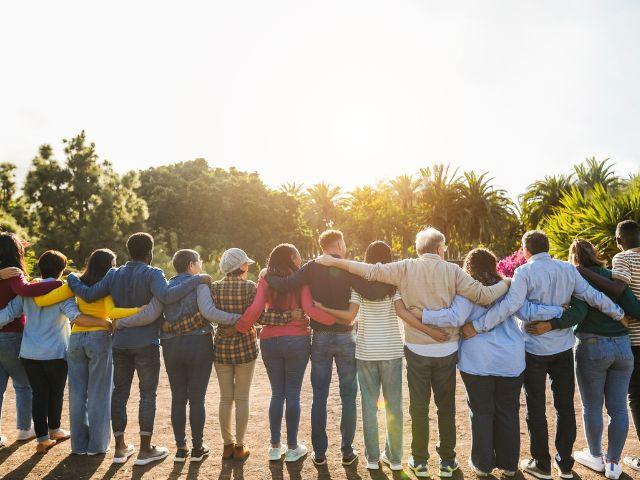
[[35, 249, 143, 455]]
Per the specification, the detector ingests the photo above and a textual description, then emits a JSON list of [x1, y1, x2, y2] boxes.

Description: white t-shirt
[[351, 290, 404, 361], [613, 249, 640, 346]]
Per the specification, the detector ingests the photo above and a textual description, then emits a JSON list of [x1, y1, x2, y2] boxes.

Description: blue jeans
[[111, 344, 160, 436], [310, 331, 357, 457], [162, 333, 214, 449], [357, 358, 403, 464], [576, 335, 634, 463], [0, 332, 32, 431], [67, 331, 113, 454], [260, 335, 311, 448]]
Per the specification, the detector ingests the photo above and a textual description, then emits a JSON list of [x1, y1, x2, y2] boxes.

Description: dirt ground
[[1, 357, 638, 480]]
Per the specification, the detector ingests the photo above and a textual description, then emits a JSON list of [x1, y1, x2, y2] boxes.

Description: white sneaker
[[623, 456, 640, 471], [381, 453, 403, 471], [285, 444, 308, 462], [605, 461, 623, 480], [134, 445, 169, 466], [268, 445, 287, 461], [17, 427, 36, 441], [366, 460, 380, 470], [574, 449, 604, 472], [500, 470, 517, 477], [468, 458, 490, 477], [113, 444, 136, 464]]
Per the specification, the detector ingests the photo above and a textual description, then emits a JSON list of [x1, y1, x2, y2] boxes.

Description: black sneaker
[[342, 451, 359, 466], [311, 451, 327, 466], [520, 459, 552, 480], [174, 448, 189, 463], [191, 444, 210, 462]]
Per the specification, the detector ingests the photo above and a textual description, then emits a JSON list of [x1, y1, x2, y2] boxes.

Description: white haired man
[[316, 227, 510, 478]]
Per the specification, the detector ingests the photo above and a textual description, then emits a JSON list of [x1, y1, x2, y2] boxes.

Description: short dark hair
[[38, 250, 67, 279], [616, 220, 640, 245], [522, 230, 549, 255], [172, 249, 200, 273], [228, 267, 245, 277], [127, 232, 154, 261]]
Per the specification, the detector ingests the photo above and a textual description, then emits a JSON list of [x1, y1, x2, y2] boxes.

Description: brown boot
[[233, 444, 250, 461], [36, 439, 57, 454], [222, 443, 235, 460]]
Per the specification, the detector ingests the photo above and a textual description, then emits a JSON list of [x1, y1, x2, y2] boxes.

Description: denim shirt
[[0, 279, 81, 360], [473, 253, 625, 356], [161, 273, 211, 339], [67, 261, 201, 349], [422, 295, 562, 376]]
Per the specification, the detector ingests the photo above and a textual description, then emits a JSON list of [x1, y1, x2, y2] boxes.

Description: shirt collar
[[419, 253, 443, 261], [528, 252, 552, 263]]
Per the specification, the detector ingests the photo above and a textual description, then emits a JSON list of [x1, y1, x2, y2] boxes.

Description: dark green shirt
[[550, 266, 640, 337]]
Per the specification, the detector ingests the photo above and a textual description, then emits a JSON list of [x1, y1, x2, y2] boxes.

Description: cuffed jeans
[[162, 333, 214, 449], [461, 371, 524, 472], [67, 331, 113, 454], [21, 358, 67, 441], [524, 348, 576, 473], [111, 344, 160, 437], [405, 347, 457, 463], [261, 335, 310, 448], [630, 346, 640, 442], [357, 358, 403, 465], [0, 333, 32, 432], [576, 335, 634, 463], [311, 331, 357, 458]]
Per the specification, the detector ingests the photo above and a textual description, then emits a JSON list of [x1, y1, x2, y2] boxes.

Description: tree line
[[0, 131, 638, 274]]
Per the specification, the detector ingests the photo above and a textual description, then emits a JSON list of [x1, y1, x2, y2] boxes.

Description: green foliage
[[545, 184, 640, 260]]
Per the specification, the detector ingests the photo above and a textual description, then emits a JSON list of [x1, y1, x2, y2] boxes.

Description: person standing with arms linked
[[265, 230, 393, 467], [462, 231, 627, 480], [66, 232, 211, 466]]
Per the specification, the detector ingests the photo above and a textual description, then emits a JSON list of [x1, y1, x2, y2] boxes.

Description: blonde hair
[[568, 238, 606, 268]]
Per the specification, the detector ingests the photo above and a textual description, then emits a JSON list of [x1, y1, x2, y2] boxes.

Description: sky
[[1, 0, 639, 197]]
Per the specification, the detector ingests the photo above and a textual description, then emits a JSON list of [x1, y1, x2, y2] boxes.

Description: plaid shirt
[[161, 311, 210, 337], [211, 275, 293, 364]]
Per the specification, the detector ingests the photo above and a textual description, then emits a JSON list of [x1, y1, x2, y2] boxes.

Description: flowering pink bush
[[497, 250, 527, 278]]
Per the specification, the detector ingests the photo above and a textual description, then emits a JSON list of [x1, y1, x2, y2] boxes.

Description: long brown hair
[[79, 249, 117, 286], [0, 233, 28, 274], [265, 243, 300, 305], [463, 248, 502, 286], [569, 238, 606, 268]]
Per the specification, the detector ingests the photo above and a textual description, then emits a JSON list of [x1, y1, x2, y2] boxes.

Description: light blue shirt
[[473, 253, 625, 356], [422, 295, 562, 376], [0, 279, 81, 360]]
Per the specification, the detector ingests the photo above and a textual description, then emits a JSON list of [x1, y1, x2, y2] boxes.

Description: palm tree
[[416, 164, 462, 254], [573, 157, 620, 194], [389, 174, 420, 255], [457, 171, 516, 247], [389, 174, 419, 210], [520, 174, 574, 229], [305, 182, 343, 235], [279, 181, 305, 198]]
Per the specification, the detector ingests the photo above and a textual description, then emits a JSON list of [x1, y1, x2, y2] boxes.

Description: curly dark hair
[[463, 248, 503, 286]]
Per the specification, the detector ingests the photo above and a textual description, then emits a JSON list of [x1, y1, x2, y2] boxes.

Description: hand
[[562, 304, 570, 310], [315, 255, 335, 267], [620, 315, 631, 328], [313, 300, 324, 309], [461, 322, 478, 340], [291, 308, 304, 321], [198, 274, 212, 285], [525, 320, 552, 336], [258, 268, 267, 279], [217, 326, 236, 338], [0, 267, 22, 280], [423, 325, 450, 343], [502, 277, 512, 286]]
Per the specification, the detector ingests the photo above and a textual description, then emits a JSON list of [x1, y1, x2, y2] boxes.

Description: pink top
[[236, 278, 338, 340]]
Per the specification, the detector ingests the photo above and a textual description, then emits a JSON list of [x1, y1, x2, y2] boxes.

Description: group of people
[[0, 220, 639, 480]]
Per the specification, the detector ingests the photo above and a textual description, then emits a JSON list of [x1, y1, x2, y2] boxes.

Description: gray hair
[[415, 227, 445, 255]]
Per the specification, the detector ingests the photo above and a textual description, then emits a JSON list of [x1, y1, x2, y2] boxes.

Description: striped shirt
[[612, 249, 640, 346], [350, 290, 404, 361]]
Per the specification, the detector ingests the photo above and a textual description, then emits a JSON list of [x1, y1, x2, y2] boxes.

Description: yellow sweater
[[35, 283, 141, 333]]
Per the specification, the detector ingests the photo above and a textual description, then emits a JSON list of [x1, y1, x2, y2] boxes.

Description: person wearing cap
[[209, 247, 297, 462]]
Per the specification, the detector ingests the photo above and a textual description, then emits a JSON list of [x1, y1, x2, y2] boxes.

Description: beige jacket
[[348, 253, 509, 345]]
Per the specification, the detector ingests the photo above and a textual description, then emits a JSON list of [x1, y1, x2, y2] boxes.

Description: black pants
[[630, 346, 640, 440], [405, 347, 457, 463], [461, 371, 524, 472], [21, 358, 68, 440], [162, 333, 214, 449], [523, 348, 576, 473]]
